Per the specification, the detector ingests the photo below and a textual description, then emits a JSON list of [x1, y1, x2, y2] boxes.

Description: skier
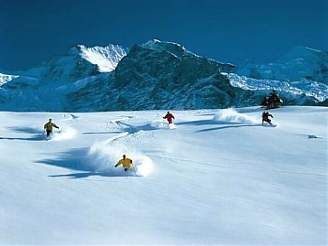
[[262, 111, 274, 126], [163, 111, 175, 124], [268, 90, 283, 109], [44, 119, 60, 137], [115, 154, 133, 172], [261, 96, 270, 109]]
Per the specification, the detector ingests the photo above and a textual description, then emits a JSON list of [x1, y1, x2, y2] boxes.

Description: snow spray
[[213, 108, 259, 124], [88, 140, 154, 177]]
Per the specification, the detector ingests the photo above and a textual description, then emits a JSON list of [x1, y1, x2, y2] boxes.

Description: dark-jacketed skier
[[262, 111, 274, 126], [44, 119, 59, 137]]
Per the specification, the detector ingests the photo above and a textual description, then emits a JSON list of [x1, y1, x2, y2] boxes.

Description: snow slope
[[0, 106, 327, 244]]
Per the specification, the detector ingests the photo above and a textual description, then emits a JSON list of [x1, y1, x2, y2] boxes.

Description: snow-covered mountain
[[0, 72, 19, 86], [238, 46, 328, 84], [0, 44, 126, 111], [68, 40, 252, 111], [22, 44, 126, 83], [0, 40, 326, 111], [77, 44, 126, 72], [68, 40, 327, 111]]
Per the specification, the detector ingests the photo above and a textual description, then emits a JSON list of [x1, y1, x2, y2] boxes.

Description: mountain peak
[[0, 72, 19, 86], [142, 39, 184, 49], [140, 39, 188, 57], [68, 44, 127, 72]]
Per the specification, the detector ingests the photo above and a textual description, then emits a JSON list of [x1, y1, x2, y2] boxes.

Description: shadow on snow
[[49, 172, 138, 179], [176, 119, 241, 126], [0, 127, 46, 141], [196, 124, 262, 133], [8, 126, 42, 134], [83, 131, 123, 135], [115, 121, 160, 133]]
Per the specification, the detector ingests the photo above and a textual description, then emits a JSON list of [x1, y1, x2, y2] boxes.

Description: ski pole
[[133, 164, 137, 176]]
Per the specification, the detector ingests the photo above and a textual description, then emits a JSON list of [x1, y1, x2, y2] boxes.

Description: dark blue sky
[[0, 0, 327, 71]]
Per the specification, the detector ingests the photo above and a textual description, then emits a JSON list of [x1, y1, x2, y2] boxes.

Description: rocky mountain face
[[67, 40, 259, 111], [0, 40, 326, 111]]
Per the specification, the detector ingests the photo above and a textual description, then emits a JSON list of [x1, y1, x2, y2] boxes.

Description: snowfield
[[0, 107, 327, 244]]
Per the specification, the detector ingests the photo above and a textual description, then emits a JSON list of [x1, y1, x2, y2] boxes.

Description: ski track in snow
[[87, 117, 170, 177], [86, 116, 178, 176]]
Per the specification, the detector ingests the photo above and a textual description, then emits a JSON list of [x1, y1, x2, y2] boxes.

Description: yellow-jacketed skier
[[115, 154, 133, 171], [44, 119, 59, 137]]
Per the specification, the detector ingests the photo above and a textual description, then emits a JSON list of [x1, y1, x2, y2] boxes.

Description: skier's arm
[[269, 114, 273, 118], [52, 123, 59, 129], [115, 160, 122, 168]]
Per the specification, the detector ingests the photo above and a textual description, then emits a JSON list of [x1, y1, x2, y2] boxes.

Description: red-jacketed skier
[[163, 111, 175, 124]]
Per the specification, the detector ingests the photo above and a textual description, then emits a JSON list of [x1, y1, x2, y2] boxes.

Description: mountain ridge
[[0, 41, 327, 111]]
